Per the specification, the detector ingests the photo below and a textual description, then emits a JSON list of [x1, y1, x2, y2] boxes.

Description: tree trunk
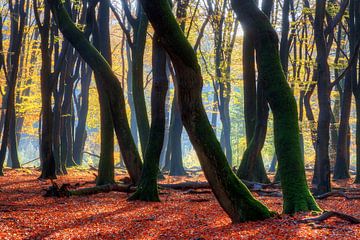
[[312, 0, 331, 195], [49, 0, 142, 183], [0, 0, 26, 174], [73, 62, 92, 165], [334, 71, 352, 179], [129, 33, 168, 201], [232, 0, 320, 213], [91, 0, 115, 185], [238, 82, 270, 183], [131, 7, 149, 155], [169, 93, 186, 176], [141, 0, 272, 223]]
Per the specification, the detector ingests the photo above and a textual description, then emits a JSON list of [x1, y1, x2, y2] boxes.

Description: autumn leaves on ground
[[0, 168, 358, 240]]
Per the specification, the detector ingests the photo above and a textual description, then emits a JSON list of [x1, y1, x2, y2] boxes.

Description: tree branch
[[110, 3, 134, 48]]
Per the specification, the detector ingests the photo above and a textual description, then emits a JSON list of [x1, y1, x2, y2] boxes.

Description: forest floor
[[0, 168, 359, 240]]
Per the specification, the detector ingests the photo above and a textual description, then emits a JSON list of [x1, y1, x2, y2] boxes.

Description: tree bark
[[128, 34, 168, 201], [48, 0, 142, 183], [141, 0, 272, 223], [312, 0, 332, 195], [231, 0, 320, 213]]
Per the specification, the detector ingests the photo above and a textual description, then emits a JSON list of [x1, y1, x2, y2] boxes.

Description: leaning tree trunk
[[48, 0, 142, 183], [231, 0, 320, 213], [140, 0, 272, 223], [128, 33, 168, 201]]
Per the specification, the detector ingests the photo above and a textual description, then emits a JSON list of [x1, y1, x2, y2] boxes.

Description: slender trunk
[[92, 0, 115, 185], [73, 62, 92, 165], [0, 0, 26, 174], [334, 71, 352, 179], [313, 0, 331, 195], [129, 33, 168, 201], [49, 0, 142, 183], [169, 93, 186, 176], [132, 7, 149, 155]]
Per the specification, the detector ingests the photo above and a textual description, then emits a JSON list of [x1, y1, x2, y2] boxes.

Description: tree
[[140, 0, 273, 222], [48, 0, 142, 183], [0, 0, 26, 175], [91, 0, 115, 185], [128, 33, 168, 201], [34, 0, 56, 179], [231, 0, 320, 213], [237, 0, 270, 183]]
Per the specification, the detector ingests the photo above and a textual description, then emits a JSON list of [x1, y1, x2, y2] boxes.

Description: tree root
[[315, 190, 360, 200], [44, 179, 284, 198], [299, 211, 360, 224], [43, 181, 135, 197]]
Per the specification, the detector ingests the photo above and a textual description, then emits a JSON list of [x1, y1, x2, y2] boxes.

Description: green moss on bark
[[232, 0, 321, 214]]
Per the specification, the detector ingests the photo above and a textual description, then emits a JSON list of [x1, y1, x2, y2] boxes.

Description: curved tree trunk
[[131, 7, 149, 156], [140, 0, 272, 223], [231, 0, 320, 213], [48, 0, 142, 183], [238, 82, 270, 183]]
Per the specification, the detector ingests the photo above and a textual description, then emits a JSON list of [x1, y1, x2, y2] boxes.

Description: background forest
[[0, 0, 357, 176]]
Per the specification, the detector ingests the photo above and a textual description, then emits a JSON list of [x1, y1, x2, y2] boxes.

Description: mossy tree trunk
[[128, 34, 168, 201], [141, 0, 272, 223], [48, 0, 142, 183], [232, 0, 320, 213], [119, 0, 150, 156]]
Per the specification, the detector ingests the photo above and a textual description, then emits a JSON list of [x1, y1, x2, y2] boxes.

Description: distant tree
[[0, 0, 26, 175], [48, 0, 142, 183]]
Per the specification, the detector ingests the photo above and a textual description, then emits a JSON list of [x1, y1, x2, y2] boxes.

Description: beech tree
[[231, 0, 320, 213]]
